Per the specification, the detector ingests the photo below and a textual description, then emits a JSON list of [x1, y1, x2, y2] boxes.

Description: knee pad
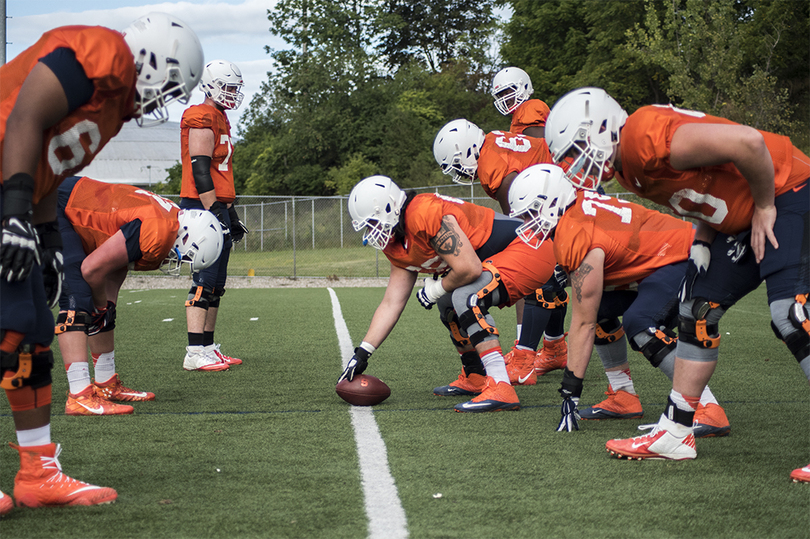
[[679, 298, 726, 349], [770, 294, 810, 362], [456, 262, 503, 347], [208, 288, 226, 309], [594, 318, 625, 346], [440, 307, 471, 349], [534, 288, 569, 310], [186, 286, 215, 309], [1, 344, 54, 391], [54, 310, 91, 334], [633, 327, 677, 368]]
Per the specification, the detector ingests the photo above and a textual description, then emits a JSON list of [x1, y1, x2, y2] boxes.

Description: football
[[335, 374, 391, 406]]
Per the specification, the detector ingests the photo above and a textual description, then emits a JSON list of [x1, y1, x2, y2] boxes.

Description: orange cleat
[[212, 344, 243, 365], [791, 464, 810, 483], [534, 336, 568, 376], [606, 415, 696, 461], [506, 348, 538, 385], [94, 374, 155, 402], [0, 490, 12, 516], [454, 377, 520, 412], [65, 386, 134, 416], [433, 371, 487, 396], [502, 340, 520, 366], [580, 386, 644, 420], [693, 403, 730, 438], [11, 443, 117, 508]]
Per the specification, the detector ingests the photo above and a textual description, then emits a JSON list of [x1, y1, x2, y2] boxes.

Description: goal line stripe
[[327, 288, 409, 539]]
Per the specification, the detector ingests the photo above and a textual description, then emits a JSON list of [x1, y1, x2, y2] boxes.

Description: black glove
[[35, 221, 63, 309], [0, 173, 39, 282], [86, 301, 116, 336], [208, 201, 231, 237], [337, 346, 371, 384], [557, 368, 583, 432], [678, 240, 711, 302], [227, 204, 249, 244], [552, 264, 569, 289], [725, 232, 750, 264]]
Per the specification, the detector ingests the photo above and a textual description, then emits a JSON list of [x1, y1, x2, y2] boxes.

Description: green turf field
[[0, 284, 807, 538]]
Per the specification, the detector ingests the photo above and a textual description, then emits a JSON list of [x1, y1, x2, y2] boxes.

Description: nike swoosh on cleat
[[518, 372, 533, 384], [70, 486, 104, 495], [76, 402, 104, 414], [631, 440, 649, 449], [121, 391, 148, 398], [461, 401, 498, 408]]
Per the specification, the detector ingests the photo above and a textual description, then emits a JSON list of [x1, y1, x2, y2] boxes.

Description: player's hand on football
[[337, 346, 372, 384], [35, 222, 64, 309], [416, 275, 445, 310], [678, 240, 711, 302]]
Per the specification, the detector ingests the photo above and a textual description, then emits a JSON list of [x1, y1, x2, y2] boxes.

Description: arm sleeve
[[39, 47, 95, 112]]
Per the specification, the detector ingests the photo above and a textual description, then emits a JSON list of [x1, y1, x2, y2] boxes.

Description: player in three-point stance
[[544, 87, 809, 481], [337, 175, 556, 412], [0, 13, 203, 511]]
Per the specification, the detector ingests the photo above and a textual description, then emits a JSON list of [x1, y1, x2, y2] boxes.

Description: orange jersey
[[554, 191, 694, 289], [510, 99, 550, 134], [477, 131, 552, 199], [488, 236, 556, 306], [383, 193, 495, 273], [63, 177, 179, 271], [180, 103, 236, 203], [617, 105, 810, 235], [0, 26, 136, 203]]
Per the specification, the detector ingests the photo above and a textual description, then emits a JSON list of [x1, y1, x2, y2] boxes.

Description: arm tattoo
[[431, 217, 463, 256], [570, 263, 594, 304]]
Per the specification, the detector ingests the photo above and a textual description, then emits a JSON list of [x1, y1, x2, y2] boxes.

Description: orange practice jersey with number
[[477, 131, 552, 199], [63, 177, 180, 271], [554, 191, 694, 289], [383, 193, 495, 274], [0, 26, 136, 203], [617, 105, 810, 235], [180, 103, 236, 203], [510, 99, 550, 134]]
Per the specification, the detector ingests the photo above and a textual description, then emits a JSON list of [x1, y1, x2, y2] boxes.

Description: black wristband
[[2, 173, 35, 219], [559, 367, 584, 399], [190, 155, 214, 195], [35, 221, 62, 250]]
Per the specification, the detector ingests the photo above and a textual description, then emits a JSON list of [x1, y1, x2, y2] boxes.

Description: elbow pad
[[191, 155, 214, 195]]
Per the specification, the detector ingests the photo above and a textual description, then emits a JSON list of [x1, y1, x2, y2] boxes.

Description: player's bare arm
[[81, 231, 130, 309], [670, 122, 778, 262], [430, 215, 482, 291], [566, 249, 605, 379], [363, 264, 418, 349], [495, 171, 518, 214]]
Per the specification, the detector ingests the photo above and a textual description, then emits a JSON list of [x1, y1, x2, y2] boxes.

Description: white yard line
[[327, 288, 409, 539]]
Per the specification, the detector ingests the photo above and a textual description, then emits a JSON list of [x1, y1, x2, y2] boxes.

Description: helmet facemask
[[348, 176, 407, 250], [508, 164, 576, 249]]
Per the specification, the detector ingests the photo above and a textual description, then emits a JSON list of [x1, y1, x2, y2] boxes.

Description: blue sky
[[5, 1, 283, 126]]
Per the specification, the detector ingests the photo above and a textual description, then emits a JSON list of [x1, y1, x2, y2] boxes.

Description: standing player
[[544, 88, 809, 480], [179, 60, 249, 372], [508, 164, 729, 436], [490, 66, 550, 140], [433, 119, 569, 386], [55, 177, 223, 416], [0, 12, 203, 512], [337, 176, 556, 412]]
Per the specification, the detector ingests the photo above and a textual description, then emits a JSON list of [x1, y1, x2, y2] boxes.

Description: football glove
[[726, 233, 750, 264], [0, 173, 39, 282], [208, 201, 231, 238], [227, 205, 249, 244], [552, 264, 569, 289], [557, 368, 584, 432], [678, 240, 711, 302], [337, 345, 372, 384], [35, 221, 64, 309], [86, 301, 116, 336], [416, 275, 446, 310]]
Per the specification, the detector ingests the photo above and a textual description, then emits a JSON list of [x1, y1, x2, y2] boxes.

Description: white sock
[[480, 349, 509, 384], [544, 333, 564, 342], [699, 385, 719, 406], [93, 351, 116, 384], [515, 324, 522, 341], [17, 424, 51, 447], [605, 369, 635, 394], [66, 362, 91, 395]]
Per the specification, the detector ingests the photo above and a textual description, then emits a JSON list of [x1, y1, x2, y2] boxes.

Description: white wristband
[[359, 341, 376, 354]]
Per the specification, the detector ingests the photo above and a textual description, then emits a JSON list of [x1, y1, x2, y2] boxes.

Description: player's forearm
[[567, 314, 596, 379]]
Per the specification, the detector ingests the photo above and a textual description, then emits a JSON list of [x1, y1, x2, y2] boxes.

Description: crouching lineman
[[508, 164, 729, 436], [337, 175, 555, 412], [55, 177, 223, 415]]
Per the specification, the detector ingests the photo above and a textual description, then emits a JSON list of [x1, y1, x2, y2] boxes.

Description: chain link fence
[[155, 184, 679, 280]]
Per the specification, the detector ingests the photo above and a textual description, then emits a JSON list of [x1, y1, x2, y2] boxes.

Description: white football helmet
[[433, 119, 486, 185], [508, 164, 576, 249], [545, 87, 628, 191], [160, 209, 224, 275], [348, 176, 407, 250], [122, 12, 204, 127], [491, 67, 534, 116], [200, 60, 244, 110]]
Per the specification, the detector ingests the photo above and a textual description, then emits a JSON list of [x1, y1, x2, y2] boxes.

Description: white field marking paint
[[162, 319, 173, 322], [327, 287, 409, 539], [250, 317, 259, 321]]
